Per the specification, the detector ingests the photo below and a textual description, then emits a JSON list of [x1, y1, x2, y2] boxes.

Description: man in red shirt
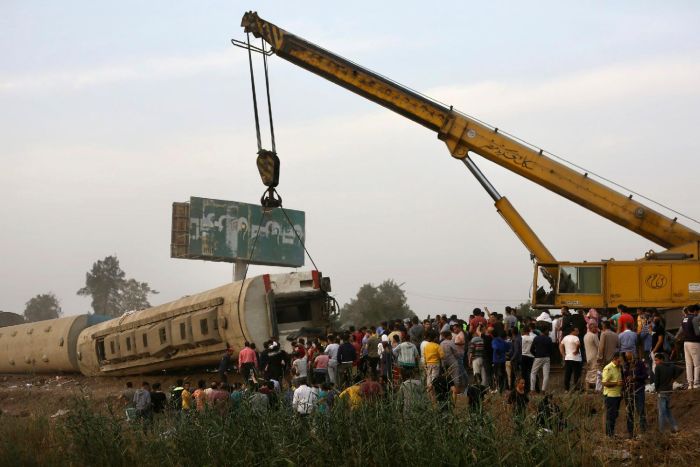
[[350, 334, 363, 369], [238, 341, 258, 381], [616, 305, 635, 334], [351, 326, 365, 348], [469, 308, 488, 335]]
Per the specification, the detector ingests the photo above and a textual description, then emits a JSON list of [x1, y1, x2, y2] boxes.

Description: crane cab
[[533, 258, 700, 310]]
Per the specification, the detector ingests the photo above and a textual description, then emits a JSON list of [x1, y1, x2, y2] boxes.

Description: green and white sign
[[172, 197, 305, 267]]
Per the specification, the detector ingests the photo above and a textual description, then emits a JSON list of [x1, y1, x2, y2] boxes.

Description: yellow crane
[[240, 12, 700, 311]]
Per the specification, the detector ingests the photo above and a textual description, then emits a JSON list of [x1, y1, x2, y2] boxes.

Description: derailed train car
[[0, 271, 332, 376]]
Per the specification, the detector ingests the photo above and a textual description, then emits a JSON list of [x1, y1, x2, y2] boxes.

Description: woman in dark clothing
[[507, 378, 529, 429], [150, 382, 167, 414]]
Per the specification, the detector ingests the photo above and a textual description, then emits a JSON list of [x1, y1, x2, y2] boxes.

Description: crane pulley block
[[256, 149, 280, 188]]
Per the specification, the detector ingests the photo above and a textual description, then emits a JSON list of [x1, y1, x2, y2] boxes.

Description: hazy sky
[[2, 1, 699, 320]]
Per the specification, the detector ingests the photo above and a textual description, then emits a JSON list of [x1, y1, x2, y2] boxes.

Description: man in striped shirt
[[393, 334, 419, 370]]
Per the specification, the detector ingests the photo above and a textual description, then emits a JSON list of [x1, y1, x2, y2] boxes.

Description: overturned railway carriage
[[0, 271, 332, 376], [0, 315, 108, 374]]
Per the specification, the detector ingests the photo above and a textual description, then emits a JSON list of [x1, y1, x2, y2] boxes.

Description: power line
[[305, 44, 700, 227]]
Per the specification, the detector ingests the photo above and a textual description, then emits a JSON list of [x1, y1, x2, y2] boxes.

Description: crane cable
[[245, 33, 277, 155], [261, 39, 276, 153], [245, 32, 262, 152], [243, 33, 320, 271], [235, 36, 324, 343]]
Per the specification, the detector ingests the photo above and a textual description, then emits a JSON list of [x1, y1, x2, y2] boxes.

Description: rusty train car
[[0, 271, 332, 376]]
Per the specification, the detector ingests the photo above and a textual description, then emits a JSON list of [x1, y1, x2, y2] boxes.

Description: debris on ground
[[50, 409, 70, 418]]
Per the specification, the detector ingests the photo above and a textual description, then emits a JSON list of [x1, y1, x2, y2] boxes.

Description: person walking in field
[[133, 381, 152, 424], [583, 322, 600, 391], [602, 352, 624, 437], [393, 334, 419, 371], [507, 377, 529, 429], [193, 380, 207, 412], [469, 325, 487, 386], [560, 327, 582, 392], [492, 330, 511, 393], [181, 381, 192, 412], [680, 304, 700, 389], [238, 341, 258, 382], [380, 341, 394, 385], [292, 377, 316, 417], [218, 347, 234, 384], [622, 351, 647, 438], [618, 322, 637, 355], [324, 335, 340, 385], [364, 328, 381, 379], [520, 325, 535, 393], [530, 329, 553, 393], [654, 353, 683, 433], [422, 331, 444, 403], [597, 320, 619, 367]]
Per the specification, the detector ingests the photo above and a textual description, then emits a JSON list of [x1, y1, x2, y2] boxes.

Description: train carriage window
[[97, 339, 106, 361], [142, 334, 148, 348], [200, 319, 209, 335], [275, 302, 312, 324], [159, 328, 167, 344], [180, 323, 186, 340]]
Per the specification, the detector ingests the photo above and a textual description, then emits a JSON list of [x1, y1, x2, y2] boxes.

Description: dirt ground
[[0, 371, 216, 417]]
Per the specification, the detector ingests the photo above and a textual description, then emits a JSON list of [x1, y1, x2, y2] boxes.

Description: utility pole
[[233, 259, 247, 282]]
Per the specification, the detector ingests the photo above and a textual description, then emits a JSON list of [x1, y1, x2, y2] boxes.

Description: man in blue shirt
[[619, 322, 637, 354], [337, 334, 357, 389]]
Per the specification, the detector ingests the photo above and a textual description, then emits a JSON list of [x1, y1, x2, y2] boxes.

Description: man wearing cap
[[602, 352, 624, 437]]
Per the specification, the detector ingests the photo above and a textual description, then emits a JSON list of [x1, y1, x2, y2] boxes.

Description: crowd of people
[[118, 303, 700, 439]]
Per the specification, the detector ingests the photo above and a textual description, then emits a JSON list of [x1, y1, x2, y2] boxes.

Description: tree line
[[20, 261, 416, 328], [21, 255, 158, 323]]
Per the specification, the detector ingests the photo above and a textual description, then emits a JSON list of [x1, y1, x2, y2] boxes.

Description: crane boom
[[242, 12, 700, 250]]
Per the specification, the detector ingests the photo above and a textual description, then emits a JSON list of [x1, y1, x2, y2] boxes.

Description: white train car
[[0, 271, 332, 376]]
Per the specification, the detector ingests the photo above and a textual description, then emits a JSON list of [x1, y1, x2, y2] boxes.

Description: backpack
[[169, 387, 184, 410], [663, 331, 674, 354]]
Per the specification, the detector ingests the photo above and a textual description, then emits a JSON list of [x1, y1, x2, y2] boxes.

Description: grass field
[[1, 387, 697, 466]]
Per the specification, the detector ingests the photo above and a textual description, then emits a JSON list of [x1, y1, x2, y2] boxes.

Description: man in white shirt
[[559, 327, 583, 391], [520, 325, 536, 392], [324, 336, 340, 385], [292, 378, 316, 416], [292, 355, 308, 386]]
